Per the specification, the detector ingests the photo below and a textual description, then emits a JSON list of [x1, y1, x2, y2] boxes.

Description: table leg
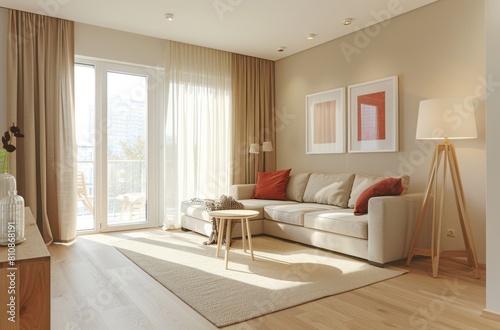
[[216, 218, 224, 257], [225, 219, 232, 269], [241, 219, 247, 253], [245, 218, 254, 260]]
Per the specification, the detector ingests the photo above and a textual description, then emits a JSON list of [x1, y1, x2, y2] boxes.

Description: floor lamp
[[406, 98, 480, 278], [248, 141, 273, 182]]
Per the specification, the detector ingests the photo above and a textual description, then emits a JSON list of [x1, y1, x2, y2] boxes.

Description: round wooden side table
[[208, 209, 259, 269]]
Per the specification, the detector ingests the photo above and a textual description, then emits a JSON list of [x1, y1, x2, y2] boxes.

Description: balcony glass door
[[76, 60, 159, 233], [75, 63, 96, 231], [105, 71, 148, 227]]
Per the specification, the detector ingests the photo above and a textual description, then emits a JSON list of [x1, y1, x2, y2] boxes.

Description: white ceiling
[[0, 0, 438, 61]]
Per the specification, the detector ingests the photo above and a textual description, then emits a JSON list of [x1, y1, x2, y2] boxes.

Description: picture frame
[[347, 76, 398, 153], [306, 87, 346, 154]]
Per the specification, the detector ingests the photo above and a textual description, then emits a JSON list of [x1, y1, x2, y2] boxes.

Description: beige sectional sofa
[[181, 172, 423, 266]]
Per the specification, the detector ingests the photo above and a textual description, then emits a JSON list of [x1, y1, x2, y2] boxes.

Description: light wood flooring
[[49, 228, 500, 330]]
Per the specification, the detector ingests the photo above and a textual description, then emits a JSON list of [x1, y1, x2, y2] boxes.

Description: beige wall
[[75, 22, 165, 67], [275, 0, 487, 263]]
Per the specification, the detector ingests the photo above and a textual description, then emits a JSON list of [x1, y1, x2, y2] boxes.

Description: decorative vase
[[0, 190, 25, 245], [0, 172, 16, 200]]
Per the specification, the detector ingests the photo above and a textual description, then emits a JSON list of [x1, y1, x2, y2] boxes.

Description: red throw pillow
[[252, 169, 291, 200], [354, 177, 404, 215]]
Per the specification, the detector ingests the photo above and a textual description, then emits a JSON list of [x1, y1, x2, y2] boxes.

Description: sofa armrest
[[367, 193, 423, 265], [230, 184, 256, 200]]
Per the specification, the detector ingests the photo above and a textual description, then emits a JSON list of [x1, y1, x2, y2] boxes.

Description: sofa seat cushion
[[238, 199, 298, 219], [182, 199, 292, 222], [264, 203, 340, 226], [304, 209, 368, 239], [181, 201, 210, 221]]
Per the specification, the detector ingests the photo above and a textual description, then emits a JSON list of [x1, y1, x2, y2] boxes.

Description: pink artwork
[[314, 100, 336, 144]]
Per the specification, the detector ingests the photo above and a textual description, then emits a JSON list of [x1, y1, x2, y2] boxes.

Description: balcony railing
[[77, 158, 147, 230]]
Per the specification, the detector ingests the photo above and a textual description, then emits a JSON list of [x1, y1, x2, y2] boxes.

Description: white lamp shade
[[415, 98, 478, 140], [249, 143, 259, 154], [262, 141, 273, 152]]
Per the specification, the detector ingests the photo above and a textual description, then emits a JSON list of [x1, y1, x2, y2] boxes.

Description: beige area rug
[[113, 232, 407, 327]]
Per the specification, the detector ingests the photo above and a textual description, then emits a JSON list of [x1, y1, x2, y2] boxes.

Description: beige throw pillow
[[302, 173, 355, 208], [285, 173, 311, 202]]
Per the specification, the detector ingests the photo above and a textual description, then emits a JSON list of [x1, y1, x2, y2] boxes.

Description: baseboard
[[482, 309, 500, 322]]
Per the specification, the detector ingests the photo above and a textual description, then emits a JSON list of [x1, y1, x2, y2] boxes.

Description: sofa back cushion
[[302, 173, 355, 208], [348, 174, 410, 208], [285, 173, 311, 202]]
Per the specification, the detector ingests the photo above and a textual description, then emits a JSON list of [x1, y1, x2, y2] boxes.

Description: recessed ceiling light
[[164, 13, 174, 21], [277, 46, 286, 52], [306, 34, 316, 40], [343, 18, 352, 26]]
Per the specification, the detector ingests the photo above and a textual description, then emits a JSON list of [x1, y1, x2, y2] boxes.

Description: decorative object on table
[[306, 87, 346, 154], [0, 190, 25, 245], [0, 168, 16, 200], [0, 123, 24, 199], [0, 123, 25, 245], [348, 76, 398, 153], [406, 97, 480, 278], [0, 149, 9, 174], [2, 123, 24, 153]]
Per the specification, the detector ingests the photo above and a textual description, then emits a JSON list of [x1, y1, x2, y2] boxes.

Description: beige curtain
[[231, 54, 276, 184], [7, 10, 77, 244]]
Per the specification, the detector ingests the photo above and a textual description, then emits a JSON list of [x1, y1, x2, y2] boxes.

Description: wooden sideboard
[[0, 207, 51, 329]]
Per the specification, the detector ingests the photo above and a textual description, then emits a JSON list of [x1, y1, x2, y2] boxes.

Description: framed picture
[[306, 88, 345, 154], [347, 76, 398, 153]]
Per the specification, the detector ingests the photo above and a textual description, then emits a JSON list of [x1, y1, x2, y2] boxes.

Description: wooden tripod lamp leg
[[407, 144, 441, 266], [446, 144, 481, 279], [406, 143, 480, 279]]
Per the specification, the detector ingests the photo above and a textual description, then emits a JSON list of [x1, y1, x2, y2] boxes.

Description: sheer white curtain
[[164, 41, 232, 229]]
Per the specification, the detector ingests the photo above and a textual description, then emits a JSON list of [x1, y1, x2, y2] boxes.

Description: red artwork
[[357, 92, 386, 141]]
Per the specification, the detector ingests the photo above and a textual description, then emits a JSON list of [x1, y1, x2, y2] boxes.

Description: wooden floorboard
[[49, 228, 500, 330]]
